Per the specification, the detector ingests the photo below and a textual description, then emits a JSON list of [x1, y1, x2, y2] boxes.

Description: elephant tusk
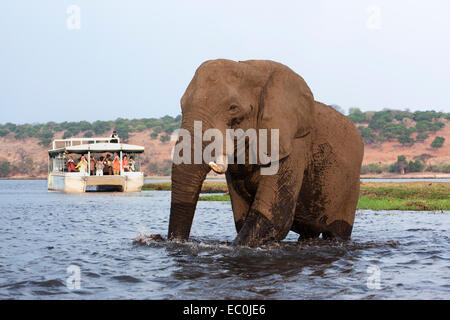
[[209, 154, 228, 174]]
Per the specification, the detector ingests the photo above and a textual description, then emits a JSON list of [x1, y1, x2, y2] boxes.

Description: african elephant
[[168, 59, 364, 246]]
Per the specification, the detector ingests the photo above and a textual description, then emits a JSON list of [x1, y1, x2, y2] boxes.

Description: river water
[[0, 180, 449, 299]]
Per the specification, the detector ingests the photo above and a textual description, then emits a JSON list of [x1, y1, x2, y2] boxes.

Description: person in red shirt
[[66, 156, 77, 172]]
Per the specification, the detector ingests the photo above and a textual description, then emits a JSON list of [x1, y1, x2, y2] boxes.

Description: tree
[[358, 126, 376, 144], [394, 155, 408, 174], [407, 159, 425, 172], [0, 159, 11, 177], [369, 110, 393, 129], [379, 123, 410, 141], [0, 128, 9, 137], [348, 108, 366, 123], [431, 136, 445, 148]]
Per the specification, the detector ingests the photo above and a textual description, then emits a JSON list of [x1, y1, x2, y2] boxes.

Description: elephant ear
[[258, 67, 315, 161]]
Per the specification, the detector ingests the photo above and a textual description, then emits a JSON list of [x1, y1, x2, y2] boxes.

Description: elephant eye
[[228, 105, 240, 114]]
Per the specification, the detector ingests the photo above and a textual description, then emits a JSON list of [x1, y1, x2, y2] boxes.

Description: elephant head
[[168, 59, 315, 241]]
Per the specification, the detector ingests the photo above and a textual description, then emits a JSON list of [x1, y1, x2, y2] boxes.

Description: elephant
[[168, 59, 364, 246]]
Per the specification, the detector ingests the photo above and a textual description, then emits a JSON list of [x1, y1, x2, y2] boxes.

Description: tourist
[[128, 156, 135, 172], [75, 156, 88, 174], [111, 130, 119, 143], [90, 155, 96, 176], [112, 155, 120, 175], [103, 154, 112, 175], [66, 155, 76, 172], [122, 155, 129, 172], [96, 157, 104, 176]]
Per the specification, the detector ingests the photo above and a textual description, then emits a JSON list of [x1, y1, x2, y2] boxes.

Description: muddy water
[[0, 180, 449, 299]]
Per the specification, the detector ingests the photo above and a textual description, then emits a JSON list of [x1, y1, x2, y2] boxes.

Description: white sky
[[1, 0, 449, 123]]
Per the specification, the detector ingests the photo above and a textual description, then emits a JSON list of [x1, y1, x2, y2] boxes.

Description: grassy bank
[[357, 182, 450, 211], [144, 181, 449, 211], [142, 181, 227, 193], [202, 183, 450, 211]]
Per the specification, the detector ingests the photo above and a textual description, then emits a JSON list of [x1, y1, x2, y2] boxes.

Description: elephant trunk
[[168, 161, 209, 241]]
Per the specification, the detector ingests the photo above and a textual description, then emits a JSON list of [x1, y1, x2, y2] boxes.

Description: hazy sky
[[1, 0, 449, 124]]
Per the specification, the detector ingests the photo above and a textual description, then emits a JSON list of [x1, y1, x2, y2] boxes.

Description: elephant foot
[[150, 234, 165, 242], [233, 210, 279, 247]]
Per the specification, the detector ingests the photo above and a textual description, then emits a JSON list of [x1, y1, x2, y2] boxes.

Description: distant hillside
[[0, 109, 449, 178], [348, 109, 450, 174]]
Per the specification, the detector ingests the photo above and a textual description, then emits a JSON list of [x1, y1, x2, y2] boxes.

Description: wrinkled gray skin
[[168, 59, 364, 246]]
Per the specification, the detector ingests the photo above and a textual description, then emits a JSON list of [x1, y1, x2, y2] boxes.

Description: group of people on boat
[[66, 153, 135, 175]]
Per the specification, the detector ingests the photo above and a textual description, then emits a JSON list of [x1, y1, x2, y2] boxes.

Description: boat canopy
[[48, 138, 144, 155]]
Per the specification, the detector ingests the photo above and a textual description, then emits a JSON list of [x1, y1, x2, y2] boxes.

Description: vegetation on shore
[[143, 181, 450, 211], [143, 181, 227, 193], [1, 109, 450, 178], [348, 109, 449, 147], [361, 155, 450, 175], [0, 115, 181, 147]]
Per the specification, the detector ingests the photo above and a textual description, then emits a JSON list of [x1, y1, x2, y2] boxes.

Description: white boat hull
[[48, 172, 144, 193]]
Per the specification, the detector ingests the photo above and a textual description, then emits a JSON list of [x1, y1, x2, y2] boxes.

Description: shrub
[[0, 128, 9, 137], [393, 111, 413, 121], [413, 110, 442, 122], [407, 159, 425, 172], [360, 163, 390, 174], [0, 159, 11, 177], [38, 138, 52, 146], [92, 121, 111, 135], [84, 131, 93, 138], [160, 134, 170, 143], [150, 131, 158, 139], [426, 163, 450, 173], [136, 124, 147, 132], [431, 136, 445, 148], [152, 126, 163, 134], [398, 135, 414, 146], [416, 132, 429, 142]]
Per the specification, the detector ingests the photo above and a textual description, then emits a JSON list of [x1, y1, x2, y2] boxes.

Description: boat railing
[[52, 137, 120, 150]]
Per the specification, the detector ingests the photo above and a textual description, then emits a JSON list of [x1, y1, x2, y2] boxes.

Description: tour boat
[[48, 137, 144, 193]]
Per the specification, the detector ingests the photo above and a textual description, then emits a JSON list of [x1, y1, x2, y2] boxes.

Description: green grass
[[142, 181, 228, 193], [144, 181, 450, 211], [357, 182, 450, 211], [198, 194, 231, 201]]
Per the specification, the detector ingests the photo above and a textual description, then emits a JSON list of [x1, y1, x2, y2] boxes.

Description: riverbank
[[3, 172, 450, 180], [360, 173, 450, 179], [144, 181, 450, 211], [143, 181, 227, 193]]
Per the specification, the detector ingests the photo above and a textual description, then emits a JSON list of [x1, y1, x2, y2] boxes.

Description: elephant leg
[[293, 143, 360, 240], [226, 171, 253, 233], [233, 140, 307, 246]]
